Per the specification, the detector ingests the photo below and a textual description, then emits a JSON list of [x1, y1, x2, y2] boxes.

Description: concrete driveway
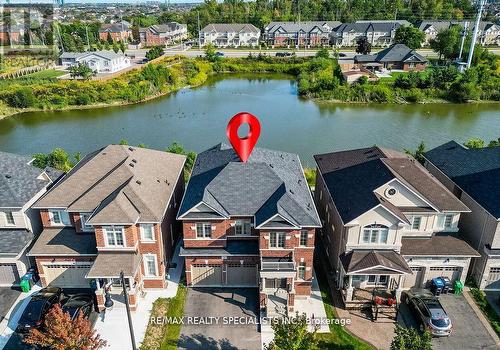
[[0, 288, 21, 323], [178, 288, 260, 350], [399, 293, 498, 350]]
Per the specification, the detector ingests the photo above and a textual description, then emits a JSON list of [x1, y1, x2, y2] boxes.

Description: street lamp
[[121, 271, 137, 350]]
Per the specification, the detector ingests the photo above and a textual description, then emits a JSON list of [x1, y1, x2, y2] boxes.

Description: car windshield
[[22, 300, 45, 322], [431, 317, 450, 328], [429, 305, 450, 328]]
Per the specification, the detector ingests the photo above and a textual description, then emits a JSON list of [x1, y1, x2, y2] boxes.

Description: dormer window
[[410, 216, 422, 230], [436, 214, 454, 230], [49, 210, 70, 226]]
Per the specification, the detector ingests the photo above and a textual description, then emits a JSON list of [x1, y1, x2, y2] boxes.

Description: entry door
[[264, 278, 287, 289], [0, 264, 19, 286]]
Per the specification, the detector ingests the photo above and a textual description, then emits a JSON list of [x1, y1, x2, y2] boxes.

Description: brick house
[[0, 25, 24, 45], [0, 151, 62, 286], [424, 141, 500, 290], [314, 147, 478, 308], [354, 44, 427, 71], [139, 23, 187, 47], [331, 21, 410, 47], [177, 144, 321, 316], [28, 145, 186, 311], [98, 21, 132, 42], [264, 21, 340, 48]]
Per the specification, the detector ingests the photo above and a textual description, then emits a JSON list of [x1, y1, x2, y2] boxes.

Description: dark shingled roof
[[178, 143, 320, 227], [354, 44, 427, 64], [340, 250, 412, 274], [401, 235, 479, 257], [180, 240, 259, 257], [424, 140, 500, 219], [314, 146, 467, 223], [28, 228, 97, 256], [0, 151, 60, 208], [87, 252, 141, 278], [0, 230, 34, 257]]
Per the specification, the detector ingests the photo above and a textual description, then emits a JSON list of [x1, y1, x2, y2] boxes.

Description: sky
[[2, 1, 204, 4]]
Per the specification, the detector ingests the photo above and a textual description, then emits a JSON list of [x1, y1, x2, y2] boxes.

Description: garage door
[[43, 263, 92, 288], [426, 266, 462, 286], [484, 267, 500, 290], [403, 267, 424, 288], [0, 264, 19, 286], [191, 264, 222, 286], [226, 263, 258, 287]]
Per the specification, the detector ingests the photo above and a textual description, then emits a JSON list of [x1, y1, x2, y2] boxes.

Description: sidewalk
[[94, 240, 184, 350]]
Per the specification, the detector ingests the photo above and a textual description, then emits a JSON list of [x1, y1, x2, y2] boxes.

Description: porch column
[[346, 275, 354, 301], [395, 275, 403, 302]]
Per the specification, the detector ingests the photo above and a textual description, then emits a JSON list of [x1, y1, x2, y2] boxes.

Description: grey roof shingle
[[0, 229, 34, 257], [87, 252, 141, 278], [28, 228, 97, 256], [340, 250, 412, 274], [0, 151, 56, 208], [178, 143, 320, 227], [424, 140, 500, 219], [401, 234, 479, 257], [354, 44, 427, 64], [266, 21, 341, 34], [202, 23, 260, 34]]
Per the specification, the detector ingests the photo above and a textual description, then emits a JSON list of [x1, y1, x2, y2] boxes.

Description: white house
[[60, 51, 131, 74], [200, 23, 261, 48]]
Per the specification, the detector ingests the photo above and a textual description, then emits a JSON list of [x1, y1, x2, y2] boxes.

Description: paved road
[[0, 288, 21, 323], [178, 288, 260, 350], [399, 293, 498, 350]]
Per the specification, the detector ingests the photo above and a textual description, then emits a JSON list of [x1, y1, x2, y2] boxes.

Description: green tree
[[166, 141, 197, 179], [315, 47, 330, 59], [112, 42, 119, 53], [356, 37, 371, 55], [119, 41, 126, 53], [119, 139, 129, 145], [7, 87, 36, 108], [69, 63, 95, 81], [145, 46, 164, 61], [264, 313, 317, 350], [390, 325, 432, 350], [488, 138, 500, 147], [429, 26, 461, 60], [394, 26, 425, 49], [464, 138, 486, 149], [107, 32, 113, 45], [32, 148, 78, 172], [204, 43, 218, 62], [404, 141, 426, 164]]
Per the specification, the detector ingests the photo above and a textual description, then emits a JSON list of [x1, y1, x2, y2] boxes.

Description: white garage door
[[43, 263, 92, 288], [0, 264, 19, 286], [426, 266, 462, 286], [226, 263, 258, 287], [403, 267, 424, 289], [484, 267, 500, 290], [191, 264, 222, 286]]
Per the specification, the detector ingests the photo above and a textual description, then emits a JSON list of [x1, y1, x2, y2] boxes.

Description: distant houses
[[99, 21, 133, 42], [264, 21, 341, 48], [418, 20, 500, 46], [0, 25, 24, 45], [200, 23, 260, 47], [59, 51, 131, 74], [331, 20, 410, 47], [139, 23, 188, 47]]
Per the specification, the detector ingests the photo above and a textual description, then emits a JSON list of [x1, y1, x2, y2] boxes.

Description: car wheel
[[419, 323, 425, 333]]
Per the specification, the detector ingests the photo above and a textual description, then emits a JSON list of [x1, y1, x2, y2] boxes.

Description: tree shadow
[[177, 333, 238, 350]]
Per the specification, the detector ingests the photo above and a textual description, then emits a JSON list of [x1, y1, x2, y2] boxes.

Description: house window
[[444, 214, 453, 228], [140, 224, 155, 241], [411, 216, 422, 230], [269, 232, 286, 248], [436, 214, 454, 229], [235, 220, 251, 235], [196, 223, 212, 238], [299, 230, 308, 246], [362, 224, 389, 244], [79, 213, 93, 231], [104, 226, 125, 247], [298, 262, 306, 280], [144, 254, 158, 276], [4, 212, 15, 226], [49, 210, 70, 226]]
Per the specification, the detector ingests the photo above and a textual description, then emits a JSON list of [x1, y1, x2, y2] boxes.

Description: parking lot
[[399, 293, 498, 350]]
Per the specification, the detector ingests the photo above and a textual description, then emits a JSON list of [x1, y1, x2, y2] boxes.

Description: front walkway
[[94, 241, 184, 350]]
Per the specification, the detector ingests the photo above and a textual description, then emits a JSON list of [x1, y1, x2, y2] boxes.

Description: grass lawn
[[315, 268, 374, 350], [19, 69, 66, 79], [469, 288, 500, 335], [139, 283, 187, 350]]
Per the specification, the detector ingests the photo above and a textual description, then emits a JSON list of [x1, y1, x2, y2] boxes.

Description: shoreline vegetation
[[0, 52, 498, 120]]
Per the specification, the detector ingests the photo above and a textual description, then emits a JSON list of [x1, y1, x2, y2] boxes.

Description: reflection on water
[[0, 73, 498, 166]]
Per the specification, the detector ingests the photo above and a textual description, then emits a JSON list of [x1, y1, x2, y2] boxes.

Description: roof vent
[[5, 174, 11, 179], [132, 159, 137, 163], [269, 164, 274, 168], [136, 180, 142, 185], [298, 179, 302, 184], [157, 179, 160, 183], [129, 162, 134, 167], [128, 147, 134, 151], [289, 189, 294, 194], [280, 154, 284, 159], [165, 180, 170, 186]]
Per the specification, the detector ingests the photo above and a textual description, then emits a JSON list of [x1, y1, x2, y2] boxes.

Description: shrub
[[403, 88, 425, 103], [7, 87, 36, 108], [75, 93, 91, 105]]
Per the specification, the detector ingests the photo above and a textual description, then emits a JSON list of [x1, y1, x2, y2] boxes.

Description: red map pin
[[226, 112, 261, 163]]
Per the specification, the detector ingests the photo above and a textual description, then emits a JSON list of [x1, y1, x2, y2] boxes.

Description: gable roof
[[266, 21, 341, 34], [144, 22, 186, 34], [99, 21, 131, 33], [34, 145, 186, 224], [202, 23, 260, 34], [375, 44, 427, 63], [60, 51, 125, 61], [424, 140, 500, 219], [0, 151, 60, 208], [314, 146, 468, 224], [334, 21, 405, 35], [178, 143, 320, 227], [340, 249, 412, 274]]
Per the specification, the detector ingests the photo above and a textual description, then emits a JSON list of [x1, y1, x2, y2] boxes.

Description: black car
[[275, 52, 293, 57], [61, 294, 94, 321], [403, 289, 452, 337], [16, 287, 64, 333]]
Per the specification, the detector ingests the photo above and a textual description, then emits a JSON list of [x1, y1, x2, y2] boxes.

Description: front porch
[[259, 258, 297, 317]]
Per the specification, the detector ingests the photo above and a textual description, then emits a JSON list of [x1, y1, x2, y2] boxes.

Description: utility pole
[[85, 25, 90, 51], [458, 21, 468, 61], [121, 271, 137, 350], [466, 0, 486, 68], [197, 10, 201, 48]]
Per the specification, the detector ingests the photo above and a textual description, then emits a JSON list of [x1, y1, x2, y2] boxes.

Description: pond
[[0, 73, 498, 166]]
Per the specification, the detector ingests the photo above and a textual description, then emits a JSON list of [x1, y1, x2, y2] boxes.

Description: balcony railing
[[261, 261, 296, 272]]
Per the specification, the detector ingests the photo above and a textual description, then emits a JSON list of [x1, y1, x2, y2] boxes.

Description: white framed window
[[298, 262, 306, 280], [49, 210, 70, 226], [410, 216, 422, 230], [269, 232, 286, 248], [299, 230, 308, 246], [235, 220, 251, 235], [362, 224, 389, 244], [4, 211, 15, 226], [195, 223, 212, 238], [444, 214, 454, 228], [104, 226, 125, 247], [143, 254, 158, 276], [79, 213, 93, 232], [140, 224, 155, 241], [436, 214, 454, 229]]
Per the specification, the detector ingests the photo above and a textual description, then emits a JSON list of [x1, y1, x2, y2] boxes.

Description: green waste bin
[[20, 278, 31, 293], [454, 280, 463, 295]]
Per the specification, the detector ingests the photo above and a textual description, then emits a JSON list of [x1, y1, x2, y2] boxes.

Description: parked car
[[16, 287, 64, 333], [402, 289, 452, 337], [61, 294, 94, 321], [215, 51, 225, 57], [275, 52, 293, 57]]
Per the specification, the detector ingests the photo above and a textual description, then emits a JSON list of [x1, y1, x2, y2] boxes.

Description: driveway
[[399, 293, 498, 350], [178, 288, 260, 350], [0, 288, 21, 323]]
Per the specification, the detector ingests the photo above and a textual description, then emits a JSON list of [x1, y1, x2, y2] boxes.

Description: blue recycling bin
[[431, 277, 444, 296]]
